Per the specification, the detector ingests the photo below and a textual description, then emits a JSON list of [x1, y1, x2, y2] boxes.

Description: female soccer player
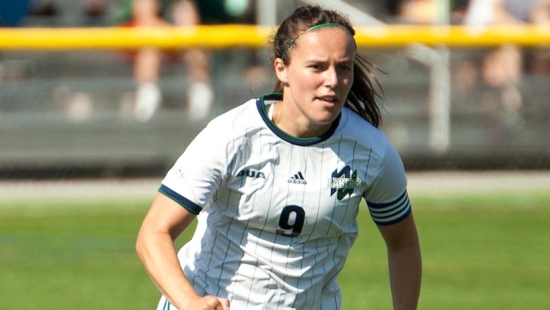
[[136, 4, 422, 310]]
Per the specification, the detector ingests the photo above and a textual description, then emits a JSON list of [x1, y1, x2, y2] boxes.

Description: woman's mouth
[[317, 96, 338, 104]]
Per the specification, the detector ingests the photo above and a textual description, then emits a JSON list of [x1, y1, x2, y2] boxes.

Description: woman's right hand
[[184, 295, 230, 310]]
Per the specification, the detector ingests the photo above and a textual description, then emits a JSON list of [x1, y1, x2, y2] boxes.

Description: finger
[[209, 297, 229, 310], [204, 297, 220, 308], [219, 298, 230, 310]]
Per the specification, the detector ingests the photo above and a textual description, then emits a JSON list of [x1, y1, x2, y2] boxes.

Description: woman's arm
[[378, 213, 422, 310], [136, 192, 230, 309]]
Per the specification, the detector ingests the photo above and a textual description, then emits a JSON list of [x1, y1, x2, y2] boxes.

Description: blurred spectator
[[460, 0, 524, 94], [387, 0, 477, 24], [450, 0, 550, 80], [388, 0, 550, 136], [458, 1, 550, 124], [112, 0, 264, 122], [0, 1, 33, 81], [0, 0, 32, 27], [29, 0, 108, 26], [391, 0, 440, 24], [527, 0, 550, 74]]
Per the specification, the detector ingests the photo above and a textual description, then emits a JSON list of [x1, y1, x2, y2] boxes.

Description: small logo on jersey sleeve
[[288, 171, 307, 184], [328, 166, 361, 200], [236, 169, 266, 179]]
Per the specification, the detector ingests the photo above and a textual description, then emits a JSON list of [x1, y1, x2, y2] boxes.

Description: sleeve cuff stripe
[[368, 195, 409, 214], [372, 204, 411, 226], [370, 200, 411, 219], [368, 197, 410, 217], [366, 190, 408, 209], [158, 185, 202, 215]]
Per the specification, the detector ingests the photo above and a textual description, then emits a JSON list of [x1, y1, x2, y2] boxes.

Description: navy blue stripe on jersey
[[158, 185, 202, 215], [256, 93, 341, 146], [366, 190, 411, 226]]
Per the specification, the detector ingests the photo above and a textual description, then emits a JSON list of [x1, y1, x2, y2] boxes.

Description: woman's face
[[274, 26, 355, 137]]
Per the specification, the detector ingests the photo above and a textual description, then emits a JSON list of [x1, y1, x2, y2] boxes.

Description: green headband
[[281, 22, 344, 60]]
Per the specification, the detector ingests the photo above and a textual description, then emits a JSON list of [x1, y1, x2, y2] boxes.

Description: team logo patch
[[328, 166, 361, 200]]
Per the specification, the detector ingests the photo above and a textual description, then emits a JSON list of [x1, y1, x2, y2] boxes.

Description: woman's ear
[[274, 58, 289, 84]]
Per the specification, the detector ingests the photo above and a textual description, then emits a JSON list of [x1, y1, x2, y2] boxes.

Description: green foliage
[[1, 193, 549, 310]]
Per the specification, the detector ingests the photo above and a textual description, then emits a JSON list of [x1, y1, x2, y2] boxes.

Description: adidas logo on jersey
[[288, 171, 307, 184]]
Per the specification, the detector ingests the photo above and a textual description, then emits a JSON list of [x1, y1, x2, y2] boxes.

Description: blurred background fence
[[1, 0, 549, 180]]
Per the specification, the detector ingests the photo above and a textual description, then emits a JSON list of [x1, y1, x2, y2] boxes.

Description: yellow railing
[[1, 25, 550, 50]]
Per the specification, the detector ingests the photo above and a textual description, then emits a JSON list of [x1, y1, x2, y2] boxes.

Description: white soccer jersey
[[158, 93, 411, 309]]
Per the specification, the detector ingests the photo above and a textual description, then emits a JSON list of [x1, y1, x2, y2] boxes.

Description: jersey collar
[[256, 93, 341, 146]]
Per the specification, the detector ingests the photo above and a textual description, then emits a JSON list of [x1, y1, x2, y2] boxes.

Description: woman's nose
[[324, 67, 339, 88]]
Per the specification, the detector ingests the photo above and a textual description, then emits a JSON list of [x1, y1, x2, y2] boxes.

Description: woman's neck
[[271, 101, 331, 138]]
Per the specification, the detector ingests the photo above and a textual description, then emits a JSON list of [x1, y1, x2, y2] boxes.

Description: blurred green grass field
[[1, 192, 549, 310]]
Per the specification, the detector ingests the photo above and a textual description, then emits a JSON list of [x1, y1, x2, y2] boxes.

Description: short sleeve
[[160, 123, 228, 214], [364, 143, 411, 226]]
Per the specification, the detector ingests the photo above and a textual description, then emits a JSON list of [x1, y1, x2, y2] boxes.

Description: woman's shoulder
[[208, 98, 259, 124], [201, 98, 265, 139], [339, 108, 388, 144]]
